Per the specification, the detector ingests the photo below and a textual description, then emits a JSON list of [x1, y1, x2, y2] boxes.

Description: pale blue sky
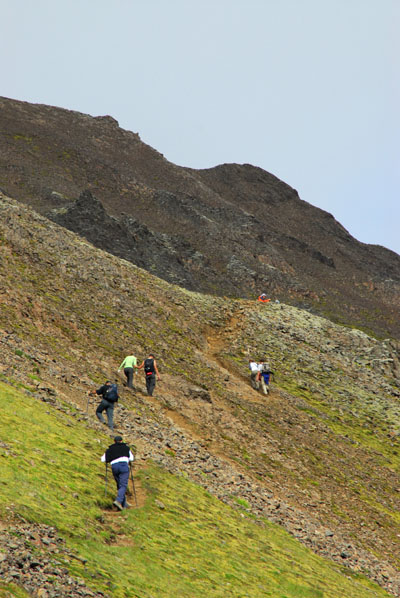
[[2, 0, 399, 254]]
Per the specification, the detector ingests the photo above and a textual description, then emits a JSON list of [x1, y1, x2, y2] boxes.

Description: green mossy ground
[[0, 582, 31, 597], [0, 382, 391, 598]]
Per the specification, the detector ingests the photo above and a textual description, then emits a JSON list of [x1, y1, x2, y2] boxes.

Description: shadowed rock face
[[48, 189, 213, 290], [1, 95, 399, 338]]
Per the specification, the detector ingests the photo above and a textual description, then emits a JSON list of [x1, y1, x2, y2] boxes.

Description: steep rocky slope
[[1, 96, 399, 339], [1, 193, 399, 595]]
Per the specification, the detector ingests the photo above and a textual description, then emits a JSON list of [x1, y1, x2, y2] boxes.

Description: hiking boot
[[113, 500, 123, 511], [124, 501, 131, 509]]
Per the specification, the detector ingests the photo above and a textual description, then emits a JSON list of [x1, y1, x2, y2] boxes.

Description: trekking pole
[[129, 462, 138, 507], [86, 391, 93, 415], [105, 463, 108, 497]]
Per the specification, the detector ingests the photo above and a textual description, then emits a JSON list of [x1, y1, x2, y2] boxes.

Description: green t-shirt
[[119, 355, 137, 369]]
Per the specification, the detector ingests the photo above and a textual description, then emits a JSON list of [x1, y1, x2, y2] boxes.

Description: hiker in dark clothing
[[101, 435, 134, 510], [89, 380, 119, 430], [137, 353, 161, 396]]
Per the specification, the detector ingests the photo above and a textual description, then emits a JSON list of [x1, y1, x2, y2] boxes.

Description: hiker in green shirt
[[118, 354, 137, 389]]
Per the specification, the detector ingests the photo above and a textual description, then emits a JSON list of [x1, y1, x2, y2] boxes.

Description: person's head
[[114, 435, 123, 443], [148, 353, 154, 358], [105, 380, 112, 386]]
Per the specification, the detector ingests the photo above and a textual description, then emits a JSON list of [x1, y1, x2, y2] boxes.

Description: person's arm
[[129, 450, 134, 462], [90, 385, 102, 396], [118, 357, 126, 371], [154, 360, 161, 380], [136, 361, 144, 370]]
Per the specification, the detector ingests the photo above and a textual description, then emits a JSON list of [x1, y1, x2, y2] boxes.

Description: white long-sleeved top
[[101, 451, 134, 465]]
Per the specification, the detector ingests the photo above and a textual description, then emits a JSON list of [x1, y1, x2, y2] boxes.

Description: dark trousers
[[145, 373, 156, 396], [262, 373, 270, 385], [124, 367, 134, 388], [96, 399, 114, 430], [111, 462, 129, 506]]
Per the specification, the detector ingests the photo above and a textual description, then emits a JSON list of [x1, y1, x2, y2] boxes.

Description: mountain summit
[[0, 96, 399, 338]]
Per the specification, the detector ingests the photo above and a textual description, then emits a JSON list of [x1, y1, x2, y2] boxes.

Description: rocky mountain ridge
[[0, 193, 399, 595], [1, 95, 399, 339]]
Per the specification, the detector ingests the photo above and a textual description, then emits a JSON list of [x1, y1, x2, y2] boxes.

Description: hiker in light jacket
[[249, 359, 259, 390], [118, 354, 137, 388]]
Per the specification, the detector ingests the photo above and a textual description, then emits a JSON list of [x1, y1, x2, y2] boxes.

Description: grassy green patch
[[13, 134, 33, 142], [234, 497, 250, 509], [0, 381, 391, 598], [0, 582, 31, 597]]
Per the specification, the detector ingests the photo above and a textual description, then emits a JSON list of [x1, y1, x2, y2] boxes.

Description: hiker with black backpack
[[89, 380, 119, 430], [137, 353, 161, 396]]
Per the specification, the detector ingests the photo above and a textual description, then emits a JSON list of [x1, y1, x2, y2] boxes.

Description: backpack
[[260, 363, 270, 373], [144, 358, 155, 375], [105, 383, 119, 402]]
